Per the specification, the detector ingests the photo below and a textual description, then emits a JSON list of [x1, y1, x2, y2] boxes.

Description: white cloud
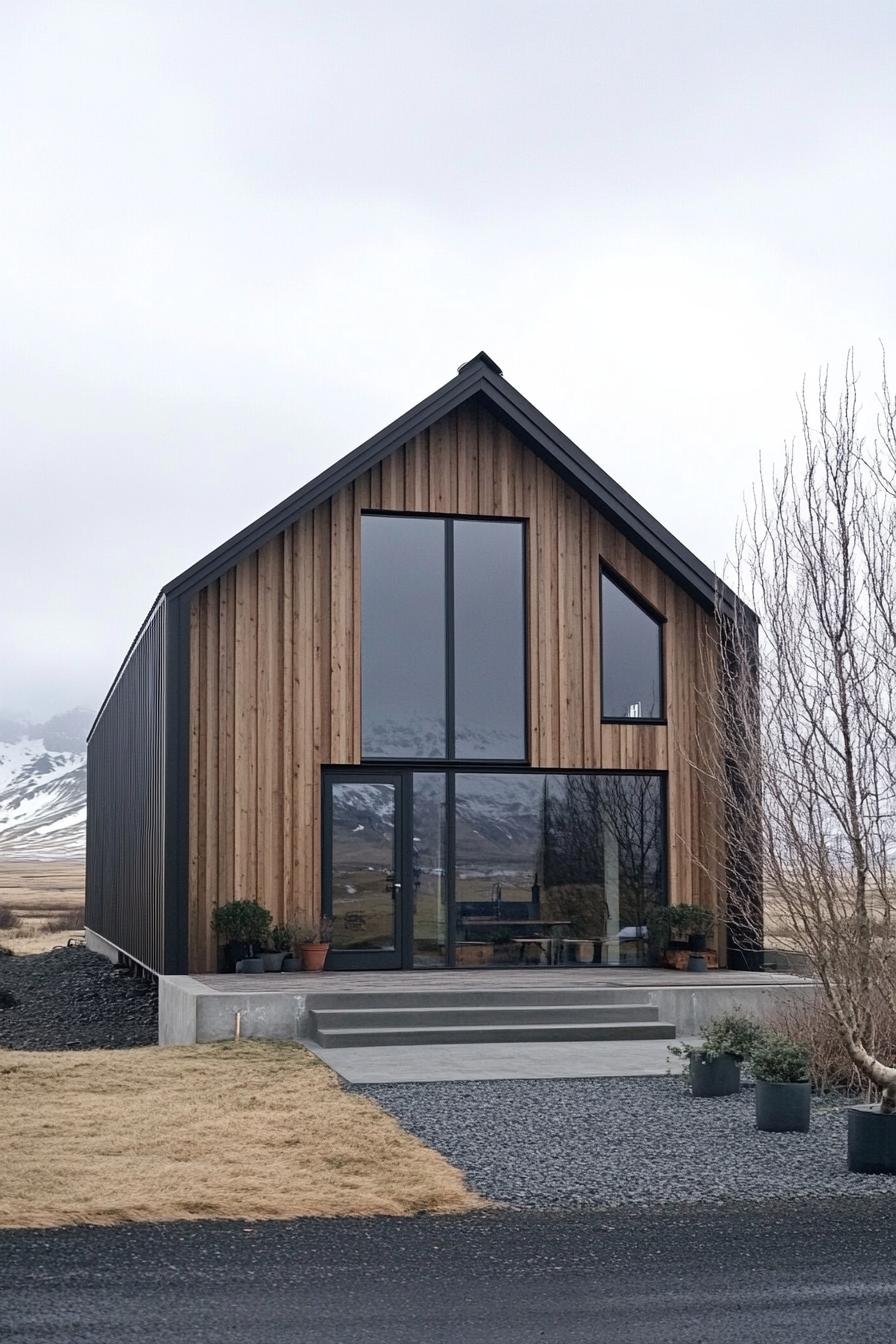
[[1, 0, 895, 715]]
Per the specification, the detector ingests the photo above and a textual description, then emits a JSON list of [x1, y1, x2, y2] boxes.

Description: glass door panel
[[324, 774, 402, 969]]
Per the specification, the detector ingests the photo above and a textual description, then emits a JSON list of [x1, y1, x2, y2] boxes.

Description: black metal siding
[[85, 597, 168, 972]]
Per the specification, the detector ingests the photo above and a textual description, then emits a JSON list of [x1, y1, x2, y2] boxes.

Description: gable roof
[[91, 352, 750, 740], [162, 351, 745, 619]]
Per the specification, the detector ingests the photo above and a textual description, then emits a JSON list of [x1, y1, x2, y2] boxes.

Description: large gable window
[[601, 571, 664, 721], [361, 515, 526, 760]]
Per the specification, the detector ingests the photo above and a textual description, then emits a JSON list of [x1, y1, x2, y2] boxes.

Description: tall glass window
[[361, 515, 526, 760], [361, 516, 446, 757], [454, 771, 665, 967], [601, 572, 663, 720], [454, 521, 526, 759]]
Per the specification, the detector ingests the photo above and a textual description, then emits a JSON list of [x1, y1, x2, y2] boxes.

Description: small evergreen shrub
[[270, 924, 293, 953], [751, 1031, 810, 1084], [211, 900, 273, 949], [702, 1009, 768, 1062]]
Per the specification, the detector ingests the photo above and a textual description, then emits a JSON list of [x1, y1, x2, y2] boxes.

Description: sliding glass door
[[323, 768, 665, 970]]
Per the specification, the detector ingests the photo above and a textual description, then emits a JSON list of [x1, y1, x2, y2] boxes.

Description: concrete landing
[[158, 967, 815, 1047], [305, 1036, 701, 1083]]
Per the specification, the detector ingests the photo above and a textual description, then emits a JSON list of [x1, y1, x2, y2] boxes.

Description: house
[[86, 353, 761, 977]]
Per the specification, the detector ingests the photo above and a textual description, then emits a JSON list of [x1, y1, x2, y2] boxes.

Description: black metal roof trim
[[91, 351, 751, 740], [162, 350, 748, 619], [86, 593, 166, 742]]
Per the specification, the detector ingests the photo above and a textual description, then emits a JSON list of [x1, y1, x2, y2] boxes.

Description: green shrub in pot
[[211, 900, 273, 971], [751, 1031, 811, 1132], [671, 1008, 767, 1098]]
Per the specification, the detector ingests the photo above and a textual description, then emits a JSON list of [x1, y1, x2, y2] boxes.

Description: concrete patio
[[158, 967, 815, 1080]]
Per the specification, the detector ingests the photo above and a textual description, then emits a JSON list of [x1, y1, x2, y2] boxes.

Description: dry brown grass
[[0, 861, 84, 954], [0, 1040, 483, 1228]]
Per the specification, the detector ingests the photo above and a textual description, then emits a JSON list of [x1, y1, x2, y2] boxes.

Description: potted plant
[[672, 1008, 767, 1097], [751, 1032, 811, 1132], [210, 900, 272, 972], [667, 904, 691, 951], [848, 1101, 896, 1174], [299, 916, 333, 972], [683, 905, 715, 954], [260, 924, 292, 972], [282, 923, 302, 972]]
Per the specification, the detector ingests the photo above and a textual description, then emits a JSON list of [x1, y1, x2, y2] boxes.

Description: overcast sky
[[2, 1, 895, 720]]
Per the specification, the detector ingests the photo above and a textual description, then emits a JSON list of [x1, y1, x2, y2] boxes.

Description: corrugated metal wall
[[85, 597, 169, 972]]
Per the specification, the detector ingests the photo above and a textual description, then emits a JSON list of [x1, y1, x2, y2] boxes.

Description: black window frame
[[599, 562, 667, 725], [360, 510, 530, 766], [321, 762, 669, 970]]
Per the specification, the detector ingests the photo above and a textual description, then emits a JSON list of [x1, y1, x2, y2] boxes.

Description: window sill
[[601, 718, 667, 727]]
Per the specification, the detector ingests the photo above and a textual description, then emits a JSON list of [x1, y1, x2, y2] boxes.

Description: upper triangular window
[[600, 572, 664, 721]]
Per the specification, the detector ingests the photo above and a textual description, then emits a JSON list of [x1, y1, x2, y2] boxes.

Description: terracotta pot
[[301, 942, 330, 972]]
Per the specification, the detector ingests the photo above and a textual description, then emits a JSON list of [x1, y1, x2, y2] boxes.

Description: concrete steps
[[304, 986, 676, 1048]]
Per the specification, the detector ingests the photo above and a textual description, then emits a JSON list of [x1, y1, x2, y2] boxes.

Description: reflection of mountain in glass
[[360, 714, 446, 760]]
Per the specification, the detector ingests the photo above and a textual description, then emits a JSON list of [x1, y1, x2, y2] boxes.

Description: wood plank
[[281, 531, 293, 925], [456, 408, 478, 514], [187, 595, 201, 971], [312, 501, 331, 915], [477, 406, 496, 514], [494, 423, 515, 516], [404, 430, 430, 512], [581, 498, 596, 769], [218, 568, 236, 911], [329, 486, 353, 763], [203, 582, 219, 970], [233, 553, 257, 902], [292, 514, 316, 926], [381, 444, 405, 510]]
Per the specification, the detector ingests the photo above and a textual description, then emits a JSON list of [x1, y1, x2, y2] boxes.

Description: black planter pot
[[847, 1104, 896, 1173], [687, 954, 708, 973], [688, 932, 707, 952], [755, 1080, 811, 1132], [282, 956, 302, 972], [260, 951, 287, 972], [689, 1051, 740, 1097], [224, 941, 251, 972], [235, 957, 264, 974]]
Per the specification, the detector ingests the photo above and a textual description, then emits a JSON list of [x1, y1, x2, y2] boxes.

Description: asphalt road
[[3, 1198, 896, 1343]]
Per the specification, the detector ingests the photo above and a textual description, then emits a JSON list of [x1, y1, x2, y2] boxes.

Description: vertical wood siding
[[188, 405, 724, 970]]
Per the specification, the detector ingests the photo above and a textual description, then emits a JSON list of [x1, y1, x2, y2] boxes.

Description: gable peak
[[456, 351, 503, 378]]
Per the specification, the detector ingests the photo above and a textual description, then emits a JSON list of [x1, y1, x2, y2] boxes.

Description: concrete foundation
[[85, 927, 122, 965], [157, 968, 816, 1048]]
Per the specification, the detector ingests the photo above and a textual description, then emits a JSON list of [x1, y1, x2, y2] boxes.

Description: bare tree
[[703, 352, 896, 1110]]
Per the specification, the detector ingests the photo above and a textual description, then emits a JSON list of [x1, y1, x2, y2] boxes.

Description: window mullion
[[445, 518, 455, 759]]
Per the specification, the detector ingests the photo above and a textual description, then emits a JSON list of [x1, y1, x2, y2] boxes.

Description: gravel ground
[[359, 1075, 896, 1208], [0, 945, 157, 1050]]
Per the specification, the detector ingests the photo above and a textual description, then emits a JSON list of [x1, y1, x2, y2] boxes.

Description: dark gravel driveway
[[359, 1075, 896, 1207], [0, 946, 156, 1050], [3, 1199, 896, 1343]]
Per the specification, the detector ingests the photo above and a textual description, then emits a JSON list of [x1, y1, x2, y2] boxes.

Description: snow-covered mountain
[[0, 709, 89, 859]]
